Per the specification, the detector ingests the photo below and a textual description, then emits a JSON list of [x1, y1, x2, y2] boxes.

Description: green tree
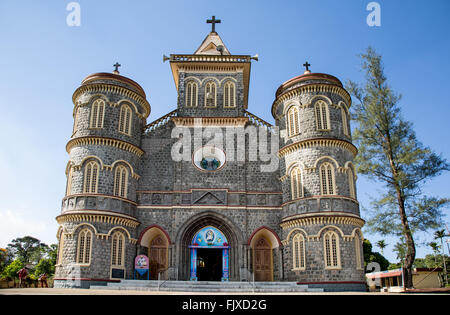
[[435, 230, 448, 285], [376, 240, 387, 255], [34, 258, 55, 277], [363, 239, 390, 271], [346, 47, 450, 288], [45, 244, 58, 266], [0, 248, 7, 274], [7, 236, 49, 266], [428, 242, 440, 265], [2, 259, 23, 280]]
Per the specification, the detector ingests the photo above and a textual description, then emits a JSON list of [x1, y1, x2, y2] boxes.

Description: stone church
[[54, 18, 366, 291]]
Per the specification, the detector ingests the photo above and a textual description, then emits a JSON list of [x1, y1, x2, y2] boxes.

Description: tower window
[[341, 106, 350, 136], [290, 167, 303, 200], [186, 81, 198, 107], [83, 161, 99, 193], [111, 231, 125, 267], [119, 104, 133, 135], [319, 162, 335, 195], [204, 81, 217, 107], [223, 81, 236, 108], [355, 233, 363, 270], [287, 106, 300, 137], [113, 165, 128, 198], [348, 166, 356, 199], [90, 99, 105, 129], [77, 228, 92, 265], [323, 231, 340, 269], [292, 233, 306, 270], [315, 101, 330, 131], [66, 166, 74, 196]]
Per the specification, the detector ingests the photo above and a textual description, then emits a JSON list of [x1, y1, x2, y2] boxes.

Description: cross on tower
[[113, 62, 121, 74], [207, 16, 221, 33], [303, 61, 311, 72]]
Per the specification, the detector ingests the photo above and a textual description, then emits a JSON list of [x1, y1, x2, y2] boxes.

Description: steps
[[90, 280, 324, 293]]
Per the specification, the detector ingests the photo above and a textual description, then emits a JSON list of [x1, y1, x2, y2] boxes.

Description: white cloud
[[0, 209, 58, 248]]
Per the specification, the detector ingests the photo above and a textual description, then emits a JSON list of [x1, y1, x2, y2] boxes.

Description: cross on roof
[[303, 61, 311, 72], [207, 16, 221, 33], [113, 62, 121, 74]]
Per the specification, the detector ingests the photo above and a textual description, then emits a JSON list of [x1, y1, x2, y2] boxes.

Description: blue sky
[[0, 0, 449, 264]]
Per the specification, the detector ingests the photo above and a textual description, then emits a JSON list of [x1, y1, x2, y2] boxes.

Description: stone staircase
[[90, 280, 323, 293]]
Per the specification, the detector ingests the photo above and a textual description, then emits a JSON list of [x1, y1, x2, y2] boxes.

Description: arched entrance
[[253, 237, 272, 282], [176, 212, 243, 281], [149, 235, 167, 279], [248, 227, 282, 282], [138, 225, 170, 280], [189, 226, 229, 281]]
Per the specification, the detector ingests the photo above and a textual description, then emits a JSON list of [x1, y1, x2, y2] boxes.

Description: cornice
[[171, 116, 249, 127], [72, 83, 150, 119], [278, 138, 358, 158], [280, 212, 365, 230], [56, 210, 140, 229], [66, 136, 145, 158], [271, 83, 351, 118]]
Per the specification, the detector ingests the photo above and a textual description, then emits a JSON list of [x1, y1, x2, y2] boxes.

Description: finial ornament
[[303, 61, 311, 74], [113, 62, 121, 74], [207, 16, 221, 33]]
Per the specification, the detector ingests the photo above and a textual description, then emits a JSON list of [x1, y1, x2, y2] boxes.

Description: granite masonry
[[54, 28, 366, 292]]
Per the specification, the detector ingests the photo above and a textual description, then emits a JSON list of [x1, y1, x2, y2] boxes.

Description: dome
[[275, 72, 343, 99], [81, 72, 147, 99]]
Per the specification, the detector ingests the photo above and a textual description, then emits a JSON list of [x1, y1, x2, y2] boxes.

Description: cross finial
[[303, 61, 311, 73], [113, 62, 121, 74], [207, 15, 221, 33]]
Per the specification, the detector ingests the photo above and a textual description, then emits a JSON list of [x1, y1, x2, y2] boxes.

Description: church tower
[[54, 68, 150, 288], [273, 66, 366, 291]]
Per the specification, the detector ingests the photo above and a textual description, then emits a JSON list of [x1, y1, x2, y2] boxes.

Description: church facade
[[54, 20, 366, 292]]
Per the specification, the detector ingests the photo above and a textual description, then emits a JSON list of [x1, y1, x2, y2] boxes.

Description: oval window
[[193, 146, 226, 171]]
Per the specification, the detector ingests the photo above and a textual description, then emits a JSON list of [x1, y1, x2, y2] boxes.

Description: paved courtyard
[[0, 288, 402, 295]]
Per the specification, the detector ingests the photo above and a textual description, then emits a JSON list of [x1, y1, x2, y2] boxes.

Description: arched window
[[315, 100, 330, 130], [341, 106, 349, 136], [111, 231, 125, 267], [290, 167, 303, 200], [323, 231, 340, 269], [186, 81, 198, 107], [347, 166, 356, 199], [223, 81, 236, 108], [83, 161, 99, 193], [204, 81, 217, 107], [77, 229, 92, 265], [73, 107, 80, 134], [90, 99, 105, 129], [292, 233, 305, 270], [119, 104, 133, 135], [66, 166, 74, 196], [355, 233, 363, 270], [113, 165, 128, 198], [287, 106, 300, 137], [57, 230, 64, 265], [319, 162, 336, 195]]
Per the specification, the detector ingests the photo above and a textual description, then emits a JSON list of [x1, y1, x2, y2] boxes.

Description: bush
[[2, 259, 23, 280]]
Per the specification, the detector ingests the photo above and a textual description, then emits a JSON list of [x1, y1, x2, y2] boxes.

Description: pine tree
[[346, 47, 450, 288]]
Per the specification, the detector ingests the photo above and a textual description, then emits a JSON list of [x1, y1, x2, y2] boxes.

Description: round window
[[193, 146, 226, 171]]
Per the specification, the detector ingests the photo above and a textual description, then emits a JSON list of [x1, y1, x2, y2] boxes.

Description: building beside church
[[54, 18, 366, 292]]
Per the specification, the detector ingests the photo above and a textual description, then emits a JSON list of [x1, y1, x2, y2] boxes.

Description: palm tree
[[428, 242, 440, 266], [435, 230, 448, 286], [376, 240, 387, 255]]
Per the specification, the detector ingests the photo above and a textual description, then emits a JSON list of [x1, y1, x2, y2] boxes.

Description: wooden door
[[253, 237, 272, 282], [149, 235, 167, 279]]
